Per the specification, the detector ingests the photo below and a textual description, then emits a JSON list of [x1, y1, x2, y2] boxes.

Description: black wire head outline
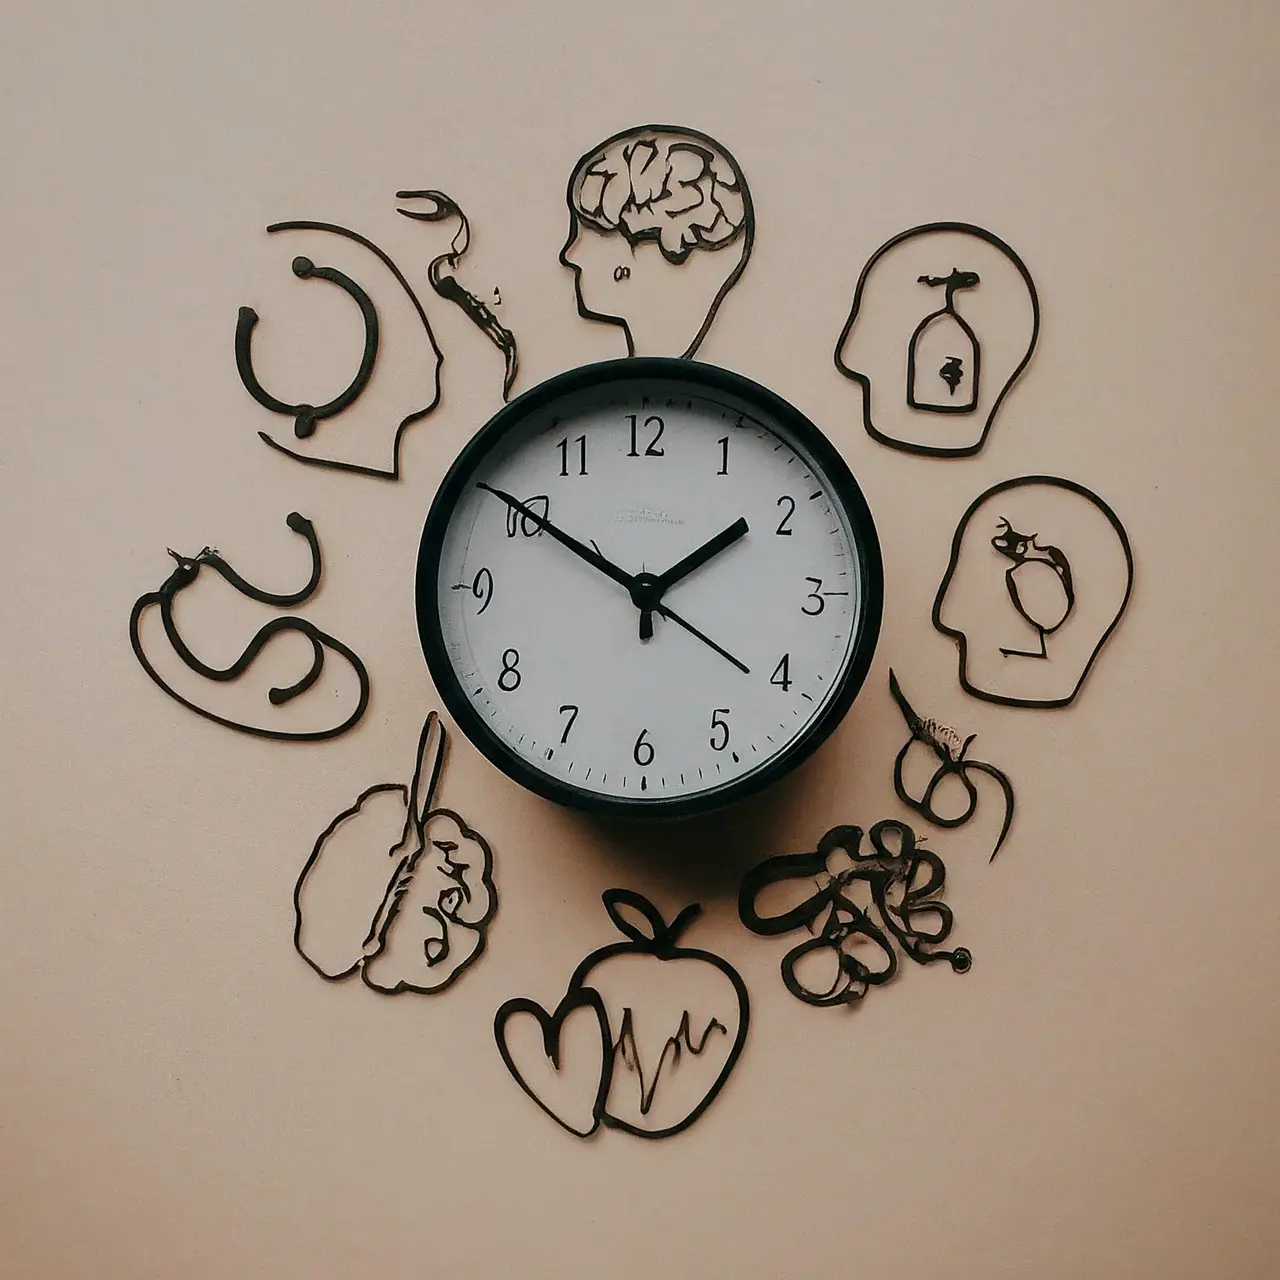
[[888, 669, 1015, 861], [739, 821, 970, 1009], [932, 475, 1135, 709], [559, 124, 755, 359], [128, 512, 370, 741], [238, 219, 444, 481], [292, 709, 498, 996], [495, 888, 749, 1141], [833, 221, 1039, 458]]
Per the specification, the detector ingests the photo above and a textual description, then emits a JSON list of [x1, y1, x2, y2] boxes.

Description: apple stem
[[601, 889, 704, 955], [662, 902, 703, 949]]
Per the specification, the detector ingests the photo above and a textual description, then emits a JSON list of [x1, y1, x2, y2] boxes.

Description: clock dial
[[418, 359, 882, 818]]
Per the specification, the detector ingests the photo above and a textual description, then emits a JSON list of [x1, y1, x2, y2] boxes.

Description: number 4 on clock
[[769, 654, 792, 691]]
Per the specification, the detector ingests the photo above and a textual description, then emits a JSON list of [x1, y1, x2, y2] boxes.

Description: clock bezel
[[416, 356, 883, 821]]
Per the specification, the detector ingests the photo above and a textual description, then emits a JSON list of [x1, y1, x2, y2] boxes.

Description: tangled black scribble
[[570, 132, 748, 263], [739, 820, 970, 1009], [889, 669, 1015, 861], [128, 513, 369, 741]]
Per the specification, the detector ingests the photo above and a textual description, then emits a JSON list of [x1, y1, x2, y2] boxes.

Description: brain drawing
[[569, 130, 749, 263]]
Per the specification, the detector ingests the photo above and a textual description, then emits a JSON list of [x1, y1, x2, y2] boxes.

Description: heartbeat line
[[613, 1007, 728, 1115]]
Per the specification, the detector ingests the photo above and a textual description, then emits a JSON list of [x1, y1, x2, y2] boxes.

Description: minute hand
[[476, 483, 636, 593]]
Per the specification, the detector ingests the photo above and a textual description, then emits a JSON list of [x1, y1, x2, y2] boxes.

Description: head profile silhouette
[[560, 124, 753, 358], [933, 476, 1133, 708], [835, 223, 1038, 457], [236, 213, 446, 481]]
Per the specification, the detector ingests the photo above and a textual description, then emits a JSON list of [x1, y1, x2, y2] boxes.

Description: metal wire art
[[834, 222, 1039, 458], [495, 889, 748, 1140], [236, 191, 516, 479], [908, 268, 981, 413], [739, 821, 970, 1008], [889, 670, 1015, 862], [396, 190, 519, 400], [561, 124, 754, 358], [237, 220, 442, 480], [933, 475, 1134, 708], [128, 512, 369, 741], [294, 710, 496, 995]]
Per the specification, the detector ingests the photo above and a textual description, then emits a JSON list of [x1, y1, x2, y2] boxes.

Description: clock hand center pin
[[634, 517, 750, 642]]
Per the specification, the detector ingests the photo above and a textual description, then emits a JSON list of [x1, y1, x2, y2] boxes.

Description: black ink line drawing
[[889, 669, 1014, 862], [237, 219, 442, 480], [834, 222, 1039, 458], [561, 125, 753, 358], [908, 268, 980, 413], [495, 889, 748, 1140], [294, 710, 496, 994], [933, 476, 1134, 709], [396, 190, 519, 400], [990, 518, 1074, 659], [739, 821, 970, 1009], [128, 512, 370, 741], [504, 494, 548, 539]]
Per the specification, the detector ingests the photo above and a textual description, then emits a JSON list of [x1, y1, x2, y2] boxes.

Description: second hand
[[653, 603, 750, 674]]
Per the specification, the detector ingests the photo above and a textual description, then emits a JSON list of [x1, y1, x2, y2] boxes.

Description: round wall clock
[[416, 357, 883, 819]]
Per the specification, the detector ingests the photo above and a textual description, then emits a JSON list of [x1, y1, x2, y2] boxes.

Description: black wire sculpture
[[834, 222, 1039, 458], [990, 518, 1074, 659], [739, 821, 970, 1009], [237, 252, 381, 442], [236, 219, 442, 480], [294, 710, 497, 995], [889, 669, 1014, 862], [396, 190, 519, 400], [933, 475, 1134, 708], [236, 191, 517, 480], [560, 124, 754, 359], [128, 512, 370, 741], [907, 268, 981, 413], [494, 889, 748, 1140]]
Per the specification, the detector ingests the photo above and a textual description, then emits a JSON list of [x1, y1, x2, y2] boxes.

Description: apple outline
[[574, 889, 750, 1140], [493, 889, 750, 1142]]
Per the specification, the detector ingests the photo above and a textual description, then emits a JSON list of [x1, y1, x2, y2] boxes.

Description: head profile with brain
[[560, 125, 754, 358]]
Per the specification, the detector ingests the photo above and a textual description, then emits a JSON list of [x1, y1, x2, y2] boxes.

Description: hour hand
[[636, 517, 749, 641], [476, 483, 636, 593], [653, 518, 749, 595]]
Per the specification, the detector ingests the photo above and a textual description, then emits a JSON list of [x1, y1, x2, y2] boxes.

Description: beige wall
[[2, 3, 1277, 1277]]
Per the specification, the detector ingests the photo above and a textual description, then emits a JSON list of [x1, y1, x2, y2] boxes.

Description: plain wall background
[[2, 3, 1277, 1277]]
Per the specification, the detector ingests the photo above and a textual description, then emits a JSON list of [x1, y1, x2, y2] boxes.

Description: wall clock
[[416, 357, 883, 819]]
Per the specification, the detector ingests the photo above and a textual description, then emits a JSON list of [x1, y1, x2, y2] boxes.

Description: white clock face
[[422, 366, 879, 814]]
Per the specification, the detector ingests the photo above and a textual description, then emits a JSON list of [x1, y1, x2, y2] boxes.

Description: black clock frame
[[416, 356, 884, 820]]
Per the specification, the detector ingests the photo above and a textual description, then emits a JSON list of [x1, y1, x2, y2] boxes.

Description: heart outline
[[494, 987, 610, 1139]]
